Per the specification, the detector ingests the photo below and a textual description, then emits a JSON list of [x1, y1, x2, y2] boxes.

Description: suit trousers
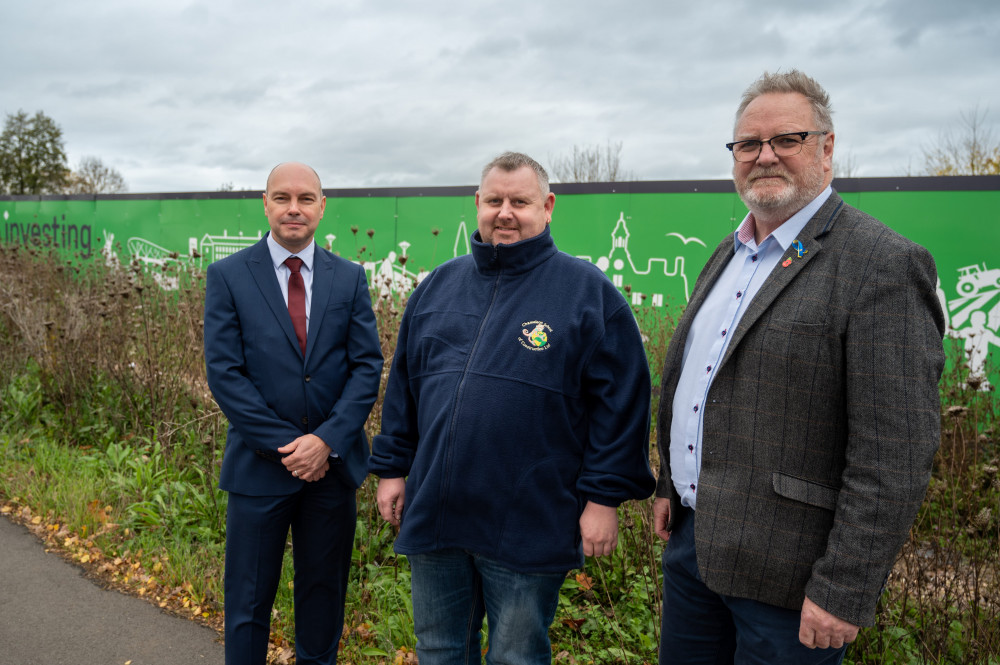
[[659, 506, 847, 665], [224, 474, 357, 665]]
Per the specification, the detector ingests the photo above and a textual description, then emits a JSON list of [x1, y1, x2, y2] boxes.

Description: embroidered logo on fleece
[[519, 321, 552, 351]]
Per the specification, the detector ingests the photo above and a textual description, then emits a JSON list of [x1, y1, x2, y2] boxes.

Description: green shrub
[[1, 243, 997, 664]]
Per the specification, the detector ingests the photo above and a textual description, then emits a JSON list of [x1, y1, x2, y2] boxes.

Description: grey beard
[[737, 166, 825, 219]]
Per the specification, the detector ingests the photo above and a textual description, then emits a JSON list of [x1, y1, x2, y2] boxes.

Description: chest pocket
[[315, 300, 350, 344], [410, 310, 482, 375]]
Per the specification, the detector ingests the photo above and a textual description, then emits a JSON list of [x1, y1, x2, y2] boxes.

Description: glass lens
[[771, 134, 804, 155], [733, 141, 761, 161]]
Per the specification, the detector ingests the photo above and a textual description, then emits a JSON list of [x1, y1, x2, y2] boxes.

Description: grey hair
[[735, 70, 834, 133], [480, 152, 550, 196]]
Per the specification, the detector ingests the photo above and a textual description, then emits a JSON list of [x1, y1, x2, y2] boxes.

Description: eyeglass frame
[[725, 131, 829, 162]]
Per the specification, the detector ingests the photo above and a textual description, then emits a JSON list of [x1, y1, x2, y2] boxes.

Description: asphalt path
[[0, 514, 225, 665]]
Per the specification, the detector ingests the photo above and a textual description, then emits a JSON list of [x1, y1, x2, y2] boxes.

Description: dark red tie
[[284, 257, 307, 355]]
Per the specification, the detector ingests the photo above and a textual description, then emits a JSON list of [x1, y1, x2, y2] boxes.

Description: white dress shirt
[[670, 187, 832, 509]]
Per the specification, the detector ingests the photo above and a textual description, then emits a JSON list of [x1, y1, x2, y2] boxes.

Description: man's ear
[[822, 132, 836, 173]]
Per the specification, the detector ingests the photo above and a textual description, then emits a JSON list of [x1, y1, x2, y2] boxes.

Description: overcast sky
[[3, 0, 998, 193]]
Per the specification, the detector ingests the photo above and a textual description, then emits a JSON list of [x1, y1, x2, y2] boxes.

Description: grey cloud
[[3, 0, 997, 192]]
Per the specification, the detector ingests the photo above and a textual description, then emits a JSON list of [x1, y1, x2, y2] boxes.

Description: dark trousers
[[659, 506, 847, 665], [224, 476, 356, 665]]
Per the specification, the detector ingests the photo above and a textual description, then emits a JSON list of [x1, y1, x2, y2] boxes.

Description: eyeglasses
[[725, 131, 829, 162]]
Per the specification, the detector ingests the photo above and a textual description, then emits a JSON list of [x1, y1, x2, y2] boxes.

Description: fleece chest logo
[[519, 321, 552, 351]]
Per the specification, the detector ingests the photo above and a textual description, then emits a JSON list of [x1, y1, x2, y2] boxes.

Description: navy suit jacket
[[205, 235, 383, 495]]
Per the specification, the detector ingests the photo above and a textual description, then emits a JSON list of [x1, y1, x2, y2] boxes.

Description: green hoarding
[[3, 175, 998, 386]]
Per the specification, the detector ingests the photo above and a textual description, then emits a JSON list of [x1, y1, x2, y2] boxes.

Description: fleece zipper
[[435, 255, 504, 543]]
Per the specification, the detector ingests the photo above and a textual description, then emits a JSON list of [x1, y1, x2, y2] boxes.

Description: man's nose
[[498, 200, 514, 217], [756, 142, 780, 165]]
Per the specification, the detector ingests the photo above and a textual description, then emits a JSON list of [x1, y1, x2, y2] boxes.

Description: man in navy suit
[[205, 162, 383, 664]]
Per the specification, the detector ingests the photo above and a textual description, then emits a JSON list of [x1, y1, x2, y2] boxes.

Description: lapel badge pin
[[792, 240, 807, 259], [782, 258, 793, 268]]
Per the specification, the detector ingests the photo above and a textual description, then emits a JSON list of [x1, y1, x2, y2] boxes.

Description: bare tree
[[65, 156, 128, 193], [833, 150, 858, 178], [550, 140, 634, 183], [922, 105, 1000, 176]]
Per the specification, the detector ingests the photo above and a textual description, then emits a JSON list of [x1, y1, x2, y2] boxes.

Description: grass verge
[[1, 244, 997, 664]]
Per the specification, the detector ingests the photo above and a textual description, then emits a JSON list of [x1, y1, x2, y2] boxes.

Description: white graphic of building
[[197, 230, 263, 263], [576, 212, 703, 307]]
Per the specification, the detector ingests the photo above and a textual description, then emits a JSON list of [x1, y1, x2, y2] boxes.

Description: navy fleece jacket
[[369, 227, 655, 573]]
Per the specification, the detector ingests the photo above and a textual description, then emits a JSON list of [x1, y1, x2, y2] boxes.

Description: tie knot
[[284, 256, 304, 273]]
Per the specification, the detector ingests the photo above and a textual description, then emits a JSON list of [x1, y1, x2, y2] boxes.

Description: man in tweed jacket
[[653, 71, 945, 664]]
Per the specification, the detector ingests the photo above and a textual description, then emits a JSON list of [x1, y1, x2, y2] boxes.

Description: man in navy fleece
[[370, 151, 655, 665]]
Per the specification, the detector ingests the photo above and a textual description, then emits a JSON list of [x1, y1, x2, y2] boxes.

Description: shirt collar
[[267, 233, 315, 271], [733, 185, 833, 253]]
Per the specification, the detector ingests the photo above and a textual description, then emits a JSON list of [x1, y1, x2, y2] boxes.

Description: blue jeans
[[408, 549, 567, 665], [659, 507, 847, 665]]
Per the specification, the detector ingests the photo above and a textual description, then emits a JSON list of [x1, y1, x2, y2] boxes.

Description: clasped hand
[[278, 434, 331, 482]]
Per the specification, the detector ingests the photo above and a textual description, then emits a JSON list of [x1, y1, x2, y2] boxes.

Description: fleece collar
[[471, 226, 558, 276]]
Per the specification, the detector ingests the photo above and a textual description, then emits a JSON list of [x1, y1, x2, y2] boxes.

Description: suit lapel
[[305, 248, 340, 365], [721, 193, 845, 364], [665, 240, 735, 379], [246, 237, 303, 356]]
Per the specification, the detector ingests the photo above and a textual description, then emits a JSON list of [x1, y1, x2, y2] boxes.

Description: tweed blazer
[[655, 192, 945, 627]]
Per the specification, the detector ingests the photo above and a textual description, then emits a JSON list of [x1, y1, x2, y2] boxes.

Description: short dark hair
[[735, 70, 834, 133], [480, 152, 550, 196]]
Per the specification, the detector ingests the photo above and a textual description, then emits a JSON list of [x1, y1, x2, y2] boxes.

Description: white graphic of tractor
[[956, 263, 1000, 297]]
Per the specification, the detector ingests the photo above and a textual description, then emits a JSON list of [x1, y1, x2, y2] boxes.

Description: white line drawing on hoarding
[[105, 218, 1000, 390], [576, 212, 702, 307], [198, 230, 263, 263], [944, 262, 1000, 390]]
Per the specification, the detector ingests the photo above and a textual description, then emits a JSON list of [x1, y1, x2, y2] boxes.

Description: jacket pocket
[[767, 319, 828, 335], [772, 472, 839, 511]]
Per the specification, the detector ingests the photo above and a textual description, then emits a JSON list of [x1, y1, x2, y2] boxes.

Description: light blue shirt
[[669, 187, 832, 509], [267, 234, 315, 333]]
